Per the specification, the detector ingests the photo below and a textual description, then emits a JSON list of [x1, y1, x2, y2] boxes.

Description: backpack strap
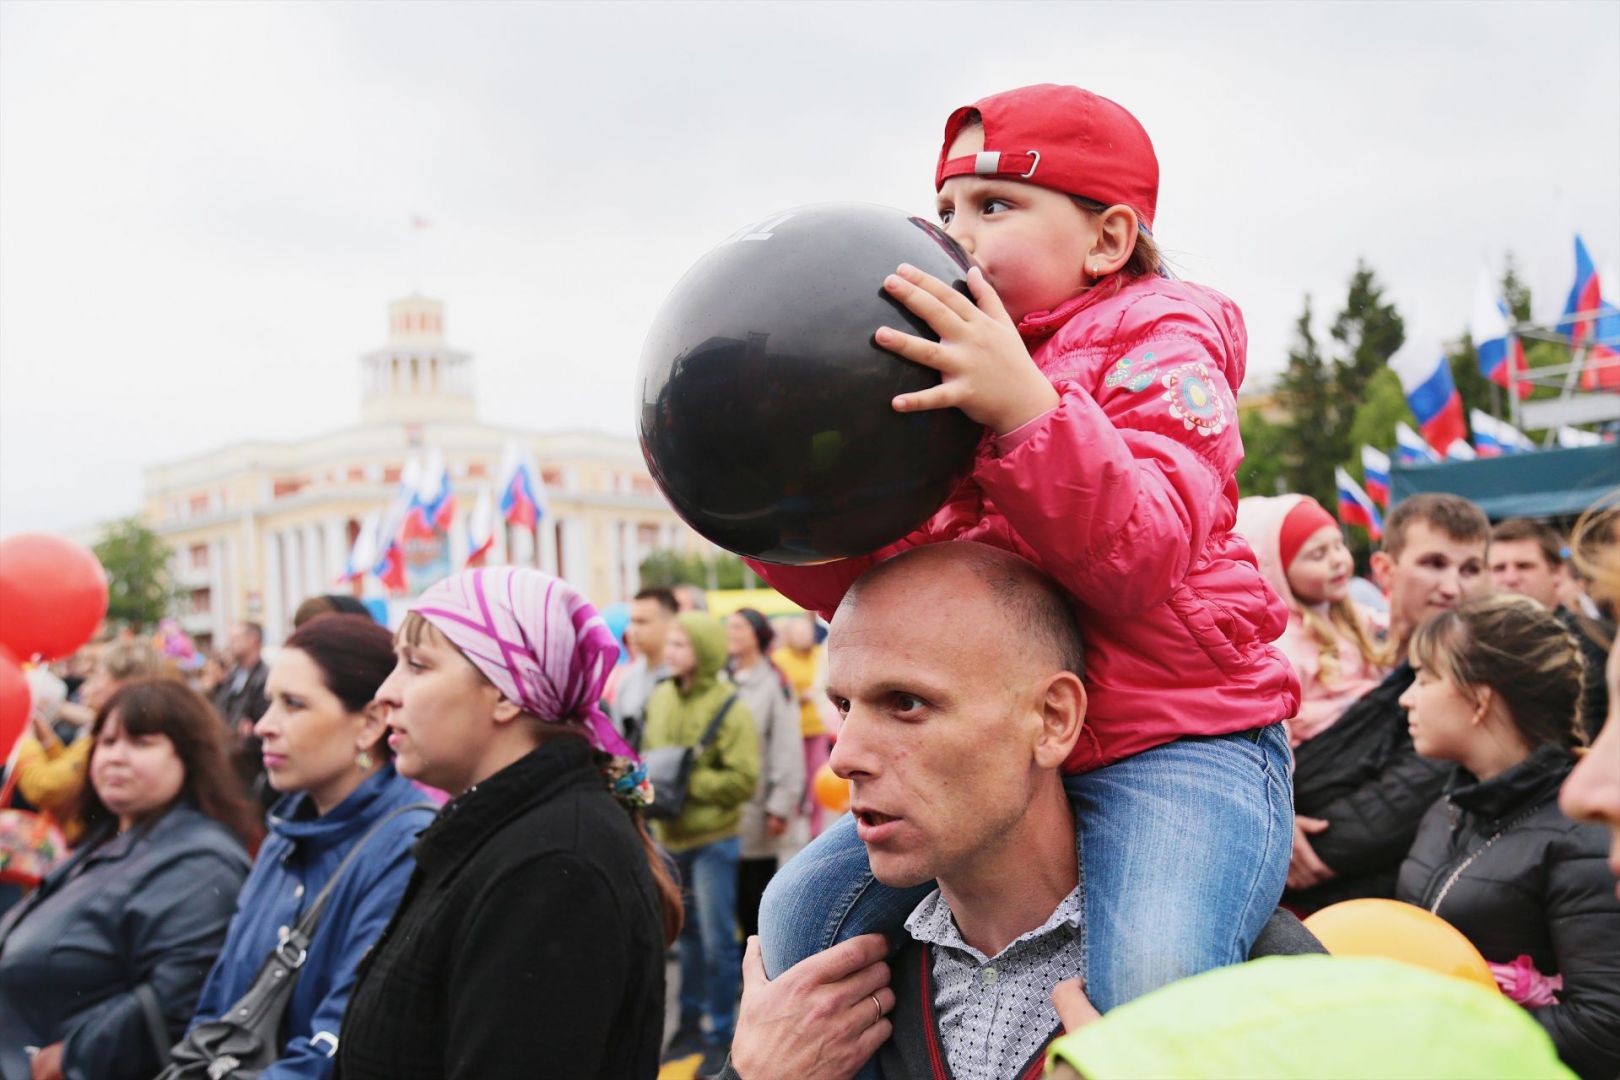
[[693, 694, 739, 758]]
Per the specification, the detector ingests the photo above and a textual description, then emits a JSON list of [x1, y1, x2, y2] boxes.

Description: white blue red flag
[[1360, 446, 1391, 507], [497, 442, 545, 530], [465, 487, 496, 567], [339, 512, 381, 584], [403, 450, 456, 541], [1559, 236, 1620, 391], [1390, 345, 1467, 457], [372, 459, 421, 593], [1557, 425, 1605, 448], [1446, 439, 1478, 461], [1335, 467, 1383, 540], [1469, 409, 1534, 457], [1471, 269, 1530, 400], [1395, 422, 1440, 465]]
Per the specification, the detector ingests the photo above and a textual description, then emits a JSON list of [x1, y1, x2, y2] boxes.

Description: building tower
[[359, 296, 476, 424]]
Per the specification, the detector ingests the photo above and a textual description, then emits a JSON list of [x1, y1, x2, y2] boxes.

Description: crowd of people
[[2, 78, 1619, 1080]]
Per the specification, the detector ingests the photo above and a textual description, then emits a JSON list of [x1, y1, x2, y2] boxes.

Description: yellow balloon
[[1303, 899, 1499, 993], [812, 763, 851, 815]]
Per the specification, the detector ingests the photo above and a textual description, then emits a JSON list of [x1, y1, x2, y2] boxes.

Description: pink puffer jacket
[[747, 273, 1300, 772]]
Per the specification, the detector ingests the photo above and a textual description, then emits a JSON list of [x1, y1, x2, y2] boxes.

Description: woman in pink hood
[[1235, 494, 1388, 747]]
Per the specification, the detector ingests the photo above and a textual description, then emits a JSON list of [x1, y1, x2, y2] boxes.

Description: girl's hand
[[876, 264, 1058, 435], [1051, 978, 1102, 1032], [29, 1043, 64, 1080], [1287, 815, 1335, 890]]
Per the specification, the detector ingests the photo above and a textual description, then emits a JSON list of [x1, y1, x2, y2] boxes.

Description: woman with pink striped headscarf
[[336, 568, 680, 1080]]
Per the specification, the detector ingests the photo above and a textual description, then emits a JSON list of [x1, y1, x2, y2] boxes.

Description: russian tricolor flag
[[1360, 445, 1390, 508], [1446, 439, 1478, 461], [1390, 345, 1467, 457], [1395, 422, 1440, 465], [1335, 467, 1383, 540], [1469, 409, 1534, 458], [339, 512, 381, 584], [465, 487, 496, 567], [497, 442, 545, 530], [1560, 235, 1620, 391], [402, 450, 456, 540], [370, 459, 421, 594], [1471, 270, 1530, 400]]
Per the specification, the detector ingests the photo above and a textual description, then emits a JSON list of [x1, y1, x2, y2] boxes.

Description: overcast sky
[[2, 0, 1616, 536]]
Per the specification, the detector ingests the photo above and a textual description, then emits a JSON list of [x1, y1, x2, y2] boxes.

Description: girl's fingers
[[892, 383, 961, 414], [886, 266, 977, 326], [965, 266, 1012, 323], [874, 327, 950, 371]]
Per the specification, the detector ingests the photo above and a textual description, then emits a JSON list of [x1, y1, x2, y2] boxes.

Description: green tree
[[93, 516, 177, 631], [638, 549, 750, 591], [1328, 262, 1406, 430], [1237, 409, 1287, 498], [1501, 254, 1532, 323], [1275, 295, 1339, 507]]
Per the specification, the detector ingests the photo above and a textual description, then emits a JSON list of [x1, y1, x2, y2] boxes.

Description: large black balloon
[[637, 203, 982, 566]]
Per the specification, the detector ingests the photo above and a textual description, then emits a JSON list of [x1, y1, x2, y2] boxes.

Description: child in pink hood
[[750, 84, 1300, 1018], [1235, 494, 1389, 747]]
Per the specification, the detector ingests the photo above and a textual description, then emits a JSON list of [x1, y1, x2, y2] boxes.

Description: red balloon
[[0, 533, 109, 661], [0, 646, 30, 760]]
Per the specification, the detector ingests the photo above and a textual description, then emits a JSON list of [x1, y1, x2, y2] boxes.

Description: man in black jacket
[[1489, 516, 1613, 743], [1287, 493, 1490, 911]]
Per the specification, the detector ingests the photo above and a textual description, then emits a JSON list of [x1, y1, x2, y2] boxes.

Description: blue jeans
[[672, 835, 742, 1043], [759, 724, 1292, 1010]]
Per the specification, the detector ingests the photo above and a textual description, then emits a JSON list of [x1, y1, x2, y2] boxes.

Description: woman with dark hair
[[1396, 594, 1620, 1079], [187, 614, 435, 1079], [0, 680, 257, 1080], [725, 608, 805, 938], [336, 568, 678, 1079]]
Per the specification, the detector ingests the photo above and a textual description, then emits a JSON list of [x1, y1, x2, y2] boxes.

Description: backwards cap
[[935, 84, 1160, 232]]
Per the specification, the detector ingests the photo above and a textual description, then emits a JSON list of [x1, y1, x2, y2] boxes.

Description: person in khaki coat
[[643, 612, 758, 1069], [724, 608, 806, 938]]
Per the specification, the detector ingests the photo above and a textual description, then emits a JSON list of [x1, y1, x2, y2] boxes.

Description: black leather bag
[[642, 695, 737, 821], [155, 802, 435, 1080]]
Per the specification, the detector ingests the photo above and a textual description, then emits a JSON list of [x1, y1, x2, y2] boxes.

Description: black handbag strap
[[134, 982, 173, 1066], [693, 694, 738, 759], [276, 802, 436, 965]]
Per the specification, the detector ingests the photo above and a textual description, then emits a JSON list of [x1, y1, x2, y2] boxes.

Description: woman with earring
[[1396, 594, 1620, 1080], [337, 568, 679, 1080], [187, 615, 436, 1079]]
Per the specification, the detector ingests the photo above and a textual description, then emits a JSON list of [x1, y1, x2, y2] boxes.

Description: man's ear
[[1034, 672, 1087, 770], [1370, 549, 1395, 594]]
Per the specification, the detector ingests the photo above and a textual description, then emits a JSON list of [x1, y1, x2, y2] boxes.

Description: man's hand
[[1051, 978, 1102, 1032], [728, 934, 893, 1080], [1287, 815, 1336, 890], [876, 264, 1058, 435], [765, 813, 789, 840], [29, 1042, 64, 1080]]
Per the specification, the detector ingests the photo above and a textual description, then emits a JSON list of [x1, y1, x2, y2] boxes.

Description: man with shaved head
[[723, 542, 1090, 1079]]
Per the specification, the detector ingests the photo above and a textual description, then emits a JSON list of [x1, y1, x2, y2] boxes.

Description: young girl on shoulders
[[748, 83, 1301, 1013]]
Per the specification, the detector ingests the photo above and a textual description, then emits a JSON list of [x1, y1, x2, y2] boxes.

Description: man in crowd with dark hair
[[214, 619, 274, 806], [1288, 493, 1492, 910], [612, 586, 679, 748], [1490, 516, 1613, 742]]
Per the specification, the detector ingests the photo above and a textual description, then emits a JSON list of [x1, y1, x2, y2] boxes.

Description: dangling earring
[[356, 749, 374, 770]]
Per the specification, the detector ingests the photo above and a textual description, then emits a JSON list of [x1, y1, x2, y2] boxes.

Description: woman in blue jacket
[[189, 614, 436, 1079]]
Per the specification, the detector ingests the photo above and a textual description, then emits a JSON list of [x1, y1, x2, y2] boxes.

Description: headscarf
[[412, 568, 633, 760]]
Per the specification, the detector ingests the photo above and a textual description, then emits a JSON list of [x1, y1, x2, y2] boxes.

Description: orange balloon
[[0, 646, 31, 760], [1304, 898, 1499, 992], [812, 763, 850, 815]]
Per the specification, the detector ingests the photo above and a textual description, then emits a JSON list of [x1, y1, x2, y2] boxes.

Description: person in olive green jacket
[[644, 611, 759, 1069]]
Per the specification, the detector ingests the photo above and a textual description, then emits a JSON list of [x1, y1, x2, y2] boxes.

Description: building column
[[209, 538, 228, 645], [539, 516, 559, 577], [325, 517, 348, 587], [306, 522, 327, 596], [263, 530, 286, 646]]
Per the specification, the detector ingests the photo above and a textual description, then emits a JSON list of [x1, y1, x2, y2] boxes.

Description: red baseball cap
[[935, 84, 1160, 232]]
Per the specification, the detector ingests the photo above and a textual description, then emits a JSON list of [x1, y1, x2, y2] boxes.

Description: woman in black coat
[[1396, 594, 1620, 1080], [0, 680, 260, 1080], [335, 569, 680, 1080]]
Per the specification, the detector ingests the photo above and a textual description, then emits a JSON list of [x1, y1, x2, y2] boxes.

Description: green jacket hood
[[675, 612, 728, 691]]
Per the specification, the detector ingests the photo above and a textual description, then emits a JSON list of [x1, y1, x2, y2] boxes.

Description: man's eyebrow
[[835, 675, 955, 703]]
